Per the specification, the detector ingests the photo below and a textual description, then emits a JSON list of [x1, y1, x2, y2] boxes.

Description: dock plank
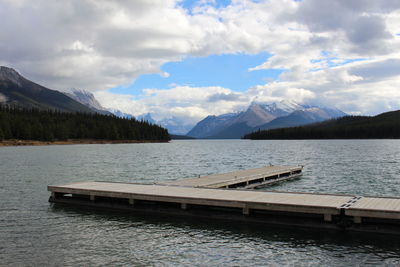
[[345, 197, 400, 219], [49, 182, 353, 214], [159, 165, 302, 188], [48, 181, 400, 232]]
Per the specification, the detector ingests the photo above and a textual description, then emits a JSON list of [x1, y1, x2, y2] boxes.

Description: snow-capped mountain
[[158, 117, 194, 135], [108, 109, 134, 119], [63, 91, 192, 134], [138, 113, 194, 135], [187, 100, 347, 139], [64, 88, 110, 114], [64, 89, 137, 118], [137, 113, 156, 124], [257, 100, 305, 117]]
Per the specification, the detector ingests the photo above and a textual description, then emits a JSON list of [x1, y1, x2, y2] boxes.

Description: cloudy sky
[[1, 0, 400, 127]]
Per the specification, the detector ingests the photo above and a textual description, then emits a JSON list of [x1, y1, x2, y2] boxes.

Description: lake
[[1, 140, 400, 266]]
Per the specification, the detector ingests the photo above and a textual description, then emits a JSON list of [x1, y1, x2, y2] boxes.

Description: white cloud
[[96, 85, 249, 124], [1, 0, 400, 126]]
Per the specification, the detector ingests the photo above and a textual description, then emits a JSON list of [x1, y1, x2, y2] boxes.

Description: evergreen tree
[[0, 106, 170, 141]]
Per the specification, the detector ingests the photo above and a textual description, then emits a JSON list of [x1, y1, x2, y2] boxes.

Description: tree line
[[243, 110, 400, 140], [0, 106, 170, 141]]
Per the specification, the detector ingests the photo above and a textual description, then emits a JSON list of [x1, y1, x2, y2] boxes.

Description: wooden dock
[[48, 181, 400, 234], [159, 165, 303, 189]]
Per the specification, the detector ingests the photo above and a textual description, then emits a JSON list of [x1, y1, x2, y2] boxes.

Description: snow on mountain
[[137, 113, 156, 124], [186, 100, 346, 139], [0, 66, 22, 86], [65, 88, 107, 112], [65, 88, 137, 118], [256, 100, 305, 116], [158, 117, 194, 135], [108, 109, 134, 119], [137, 113, 194, 135]]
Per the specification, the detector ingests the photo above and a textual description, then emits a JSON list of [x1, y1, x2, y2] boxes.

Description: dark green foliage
[[243, 110, 400, 140], [0, 106, 170, 141]]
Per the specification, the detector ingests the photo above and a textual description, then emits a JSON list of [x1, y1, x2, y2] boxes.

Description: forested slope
[[0, 107, 170, 141], [244, 110, 400, 139]]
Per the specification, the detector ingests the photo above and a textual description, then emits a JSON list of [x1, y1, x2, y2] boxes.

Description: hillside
[[0, 107, 170, 142], [243, 110, 400, 139], [0, 66, 94, 113]]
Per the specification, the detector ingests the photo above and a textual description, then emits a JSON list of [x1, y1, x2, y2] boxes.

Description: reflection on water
[[1, 140, 400, 266]]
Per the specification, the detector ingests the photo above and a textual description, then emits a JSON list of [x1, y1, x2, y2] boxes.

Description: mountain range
[[0, 66, 347, 138], [0, 66, 136, 118], [187, 101, 346, 139]]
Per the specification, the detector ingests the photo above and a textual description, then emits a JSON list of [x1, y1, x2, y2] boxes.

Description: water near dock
[[1, 140, 400, 266]]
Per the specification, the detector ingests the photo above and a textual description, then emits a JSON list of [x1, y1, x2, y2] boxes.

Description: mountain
[[186, 112, 238, 138], [256, 107, 347, 131], [64, 88, 112, 115], [137, 113, 194, 135], [244, 110, 400, 139], [137, 113, 156, 124], [158, 117, 194, 135], [0, 66, 94, 113], [186, 100, 344, 139], [108, 109, 134, 119]]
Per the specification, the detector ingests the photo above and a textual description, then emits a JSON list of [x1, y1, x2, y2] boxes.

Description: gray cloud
[[1, 0, 400, 121], [207, 93, 243, 102], [291, 0, 399, 55], [349, 59, 400, 82], [346, 15, 392, 54]]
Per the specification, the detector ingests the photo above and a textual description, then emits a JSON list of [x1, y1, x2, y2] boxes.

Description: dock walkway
[[48, 181, 400, 234], [159, 165, 303, 189]]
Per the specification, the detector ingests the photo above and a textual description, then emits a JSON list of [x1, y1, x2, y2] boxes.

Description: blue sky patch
[[310, 51, 367, 71], [110, 52, 285, 95], [178, 0, 231, 14]]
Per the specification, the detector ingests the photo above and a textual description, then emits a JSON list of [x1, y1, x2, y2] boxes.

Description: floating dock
[[159, 165, 303, 189], [48, 181, 400, 234]]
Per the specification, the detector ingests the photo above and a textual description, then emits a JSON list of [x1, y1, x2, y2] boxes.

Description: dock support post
[[129, 199, 135, 205], [354, 216, 362, 224], [90, 194, 95, 201], [324, 214, 332, 222], [243, 207, 250, 215], [51, 192, 56, 199], [181, 203, 188, 210]]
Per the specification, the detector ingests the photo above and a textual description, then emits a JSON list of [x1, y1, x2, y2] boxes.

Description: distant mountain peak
[[186, 100, 346, 139], [137, 113, 156, 123], [0, 66, 23, 86], [65, 88, 106, 111]]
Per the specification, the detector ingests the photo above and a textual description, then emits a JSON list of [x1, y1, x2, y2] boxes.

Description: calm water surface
[[1, 140, 400, 266]]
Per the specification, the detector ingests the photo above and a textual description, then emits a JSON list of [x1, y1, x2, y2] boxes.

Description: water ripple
[[0, 140, 400, 266]]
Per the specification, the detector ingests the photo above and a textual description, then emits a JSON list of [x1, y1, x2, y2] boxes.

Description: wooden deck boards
[[48, 181, 350, 208], [345, 197, 400, 219], [159, 165, 302, 188], [48, 181, 400, 221], [48, 164, 400, 233]]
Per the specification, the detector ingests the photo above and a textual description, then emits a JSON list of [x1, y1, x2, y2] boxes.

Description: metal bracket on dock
[[339, 196, 363, 223]]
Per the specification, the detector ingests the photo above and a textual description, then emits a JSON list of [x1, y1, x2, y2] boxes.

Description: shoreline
[[0, 139, 170, 147]]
